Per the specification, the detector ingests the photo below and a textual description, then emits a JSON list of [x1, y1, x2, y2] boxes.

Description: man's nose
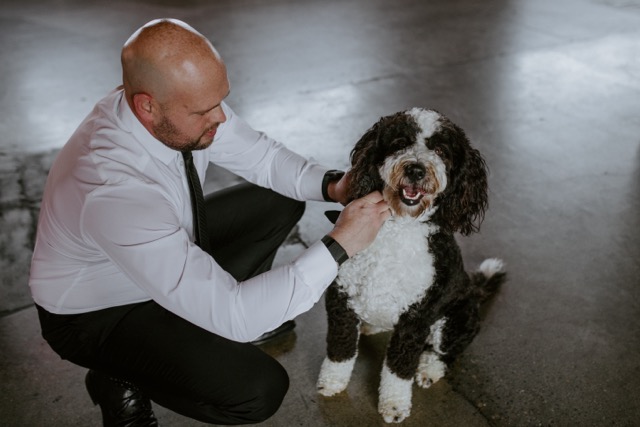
[[212, 106, 227, 123]]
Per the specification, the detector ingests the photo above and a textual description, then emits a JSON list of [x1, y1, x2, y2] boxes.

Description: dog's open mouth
[[399, 185, 426, 206]]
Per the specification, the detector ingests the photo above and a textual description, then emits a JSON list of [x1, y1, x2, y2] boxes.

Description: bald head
[[121, 19, 226, 105], [120, 19, 230, 151]]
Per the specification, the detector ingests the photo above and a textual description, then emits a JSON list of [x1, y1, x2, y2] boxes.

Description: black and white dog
[[317, 108, 506, 423]]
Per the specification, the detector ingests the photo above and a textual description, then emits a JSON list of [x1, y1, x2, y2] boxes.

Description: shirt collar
[[116, 89, 180, 166]]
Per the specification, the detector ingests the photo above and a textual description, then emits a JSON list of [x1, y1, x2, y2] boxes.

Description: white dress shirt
[[29, 88, 338, 342]]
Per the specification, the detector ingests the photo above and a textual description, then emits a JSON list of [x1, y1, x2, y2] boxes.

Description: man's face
[[152, 73, 230, 152]]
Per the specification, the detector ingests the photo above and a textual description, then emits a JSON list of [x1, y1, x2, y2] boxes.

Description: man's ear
[[131, 93, 156, 125]]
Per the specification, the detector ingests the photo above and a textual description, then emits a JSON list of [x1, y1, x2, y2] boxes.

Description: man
[[29, 18, 389, 426]]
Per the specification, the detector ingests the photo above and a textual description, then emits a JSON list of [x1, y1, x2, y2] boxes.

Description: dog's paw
[[379, 399, 411, 424], [379, 363, 413, 423], [415, 352, 446, 388], [317, 356, 356, 397]]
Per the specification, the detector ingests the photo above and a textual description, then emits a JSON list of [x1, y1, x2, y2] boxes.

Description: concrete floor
[[1, 0, 639, 425]]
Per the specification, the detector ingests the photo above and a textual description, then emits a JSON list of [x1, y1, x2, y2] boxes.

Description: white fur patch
[[408, 108, 441, 141], [337, 218, 438, 329], [360, 322, 386, 336], [479, 258, 505, 277], [427, 318, 446, 354], [415, 352, 447, 388], [379, 362, 413, 423], [317, 356, 357, 396]]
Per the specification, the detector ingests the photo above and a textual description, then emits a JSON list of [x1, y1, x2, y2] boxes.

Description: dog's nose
[[404, 163, 426, 181]]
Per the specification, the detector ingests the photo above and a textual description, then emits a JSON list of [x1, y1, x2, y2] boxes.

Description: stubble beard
[[153, 113, 214, 152]]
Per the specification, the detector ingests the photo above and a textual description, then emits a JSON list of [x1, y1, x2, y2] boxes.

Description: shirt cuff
[[299, 164, 332, 201], [292, 241, 338, 299]]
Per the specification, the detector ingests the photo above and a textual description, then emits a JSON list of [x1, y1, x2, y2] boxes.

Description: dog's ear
[[348, 120, 385, 200], [434, 127, 488, 235]]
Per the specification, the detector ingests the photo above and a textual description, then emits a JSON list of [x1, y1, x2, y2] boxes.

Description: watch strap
[[321, 235, 349, 266], [321, 170, 345, 202]]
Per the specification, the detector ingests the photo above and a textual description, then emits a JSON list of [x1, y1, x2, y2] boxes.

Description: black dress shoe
[[251, 320, 296, 345], [85, 370, 158, 427]]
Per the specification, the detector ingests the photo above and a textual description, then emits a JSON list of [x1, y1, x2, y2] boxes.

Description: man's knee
[[243, 362, 290, 423], [276, 194, 305, 226], [293, 198, 306, 219], [197, 359, 289, 424]]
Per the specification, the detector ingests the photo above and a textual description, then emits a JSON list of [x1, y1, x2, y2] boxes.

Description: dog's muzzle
[[400, 163, 427, 206]]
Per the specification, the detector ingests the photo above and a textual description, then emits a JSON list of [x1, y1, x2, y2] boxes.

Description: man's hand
[[328, 191, 391, 257], [326, 172, 351, 206]]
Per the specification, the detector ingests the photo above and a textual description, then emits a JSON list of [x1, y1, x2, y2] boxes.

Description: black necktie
[[182, 151, 211, 252]]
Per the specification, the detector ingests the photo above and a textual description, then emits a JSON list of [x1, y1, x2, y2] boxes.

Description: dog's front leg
[[378, 312, 430, 423], [317, 282, 360, 396]]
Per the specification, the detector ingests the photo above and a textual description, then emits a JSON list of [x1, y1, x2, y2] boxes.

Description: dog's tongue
[[404, 187, 419, 198], [402, 186, 424, 200]]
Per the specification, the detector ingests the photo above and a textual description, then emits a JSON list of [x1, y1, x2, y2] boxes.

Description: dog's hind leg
[[415, 317, 449, 388], [317, 283, 361, 397], [416, 299, 481, 388], [416, 350, 448, 388], [416, 259, 505, 389]]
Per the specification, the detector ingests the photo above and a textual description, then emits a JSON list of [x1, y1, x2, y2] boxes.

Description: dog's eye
[[389, 137, 411, 151], [434, 147, 443, 156]]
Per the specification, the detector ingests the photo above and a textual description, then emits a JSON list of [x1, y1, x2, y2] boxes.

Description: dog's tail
[[470, 258, 506, 302]]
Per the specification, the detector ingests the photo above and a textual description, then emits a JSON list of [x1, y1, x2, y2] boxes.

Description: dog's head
[[348, 108, 488, 235]]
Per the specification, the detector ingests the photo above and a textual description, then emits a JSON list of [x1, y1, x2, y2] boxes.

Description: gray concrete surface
[[1, 0, 639, 425]]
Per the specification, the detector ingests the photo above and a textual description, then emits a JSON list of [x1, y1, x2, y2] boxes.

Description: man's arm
[[208, 102, 329, 201], [81, 183, 339, 342]]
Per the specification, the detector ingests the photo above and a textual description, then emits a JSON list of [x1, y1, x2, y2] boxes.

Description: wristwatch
[[321, 235, 349, 266], [321, 170, 345, 202]]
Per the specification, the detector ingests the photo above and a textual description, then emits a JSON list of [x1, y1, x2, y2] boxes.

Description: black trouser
[[36, 182, 306, 425]]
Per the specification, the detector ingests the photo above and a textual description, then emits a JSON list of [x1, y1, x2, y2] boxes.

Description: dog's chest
[[336, 219, 437, 330]]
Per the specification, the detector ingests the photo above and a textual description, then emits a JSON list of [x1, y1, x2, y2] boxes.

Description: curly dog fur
[[317, 108, 506, 423]]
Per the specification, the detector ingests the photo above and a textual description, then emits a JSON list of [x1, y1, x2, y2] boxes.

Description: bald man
[[29, 19, 389, 426]]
